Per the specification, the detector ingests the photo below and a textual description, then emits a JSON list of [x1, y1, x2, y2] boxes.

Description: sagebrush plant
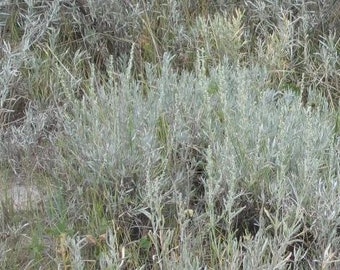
[[0, 0, 340, 269]]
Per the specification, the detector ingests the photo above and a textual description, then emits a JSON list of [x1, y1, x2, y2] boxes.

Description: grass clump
[[0, 0, 340, 269]]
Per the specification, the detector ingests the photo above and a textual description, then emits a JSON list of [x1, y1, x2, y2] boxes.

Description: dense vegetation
[[0, 0, 339, 269]]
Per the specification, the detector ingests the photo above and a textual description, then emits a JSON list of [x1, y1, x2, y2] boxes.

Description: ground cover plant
[[0, 0, 340, 269]]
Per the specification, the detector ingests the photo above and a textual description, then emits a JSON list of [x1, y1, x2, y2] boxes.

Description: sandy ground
[[0, 184, 42, 211], [0, 170, 43, 211]]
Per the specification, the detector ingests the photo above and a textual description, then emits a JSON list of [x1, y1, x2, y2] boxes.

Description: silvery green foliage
[[58, 54, 338, 267], [61, 53, 335, 195]]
